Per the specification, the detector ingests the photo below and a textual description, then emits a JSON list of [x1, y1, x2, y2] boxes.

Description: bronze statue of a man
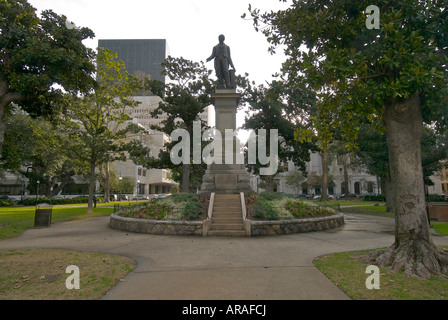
[[206, 35, 236, 88]]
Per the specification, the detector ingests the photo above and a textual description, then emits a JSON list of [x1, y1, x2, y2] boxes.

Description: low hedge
[[363, 194, 447, 202], [0, 199, 14, 207], [117, 193, 203, 221], [363, 195, 386, 202], [17, 197, 90, 206]]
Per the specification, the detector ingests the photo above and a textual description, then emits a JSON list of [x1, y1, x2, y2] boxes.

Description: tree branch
[[357, 72, 387, 81]]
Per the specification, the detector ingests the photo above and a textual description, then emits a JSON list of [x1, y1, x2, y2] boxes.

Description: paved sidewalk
[[0, 213, 447, 300]]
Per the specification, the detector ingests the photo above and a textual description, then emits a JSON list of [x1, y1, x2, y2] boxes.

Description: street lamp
[[119, 176, 122, 202], [36, 180, 40, 206]]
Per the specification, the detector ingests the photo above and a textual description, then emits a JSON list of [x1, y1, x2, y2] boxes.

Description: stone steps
[[208, 194, 246, 237]]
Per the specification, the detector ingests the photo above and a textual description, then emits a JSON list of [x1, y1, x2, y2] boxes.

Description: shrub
[[118, 193, 203, 221], [119, 203, 172, 220], [17, 197, 92, 206], [0, 199, 14, 207], [253, 198, 280, 220], [363, 195, 386, 202], [427, 194, 448, 202], [285, 200, 334, 218], [181, 201, 202, 220]]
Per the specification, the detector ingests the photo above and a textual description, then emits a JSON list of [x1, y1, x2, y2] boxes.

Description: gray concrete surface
[[0, 213, 447, 300]]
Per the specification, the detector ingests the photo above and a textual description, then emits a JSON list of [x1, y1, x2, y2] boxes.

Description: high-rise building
[[98, 39, 179, 196], [98, 39, 169, 84]]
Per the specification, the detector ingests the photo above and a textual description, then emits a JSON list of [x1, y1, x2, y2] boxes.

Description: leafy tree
[[145, 56, 214, 193], [58, 49, 141, 213], [243, 81, 317, 193], [249, 0, 448, 278], [0, 0, 96, 153], [285, 170, 305, 195], [353, 124, 448, 209], [2, 110, 86, 197]]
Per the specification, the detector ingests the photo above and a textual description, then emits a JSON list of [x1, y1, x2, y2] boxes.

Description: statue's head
[[219, 34, 225, 43]]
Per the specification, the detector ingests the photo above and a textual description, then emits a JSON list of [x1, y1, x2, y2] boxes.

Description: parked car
[[120, 194, 129, 201], [132, 195, 149, 201], [295, 194, 310, 199], [337, 193, 357, 199]]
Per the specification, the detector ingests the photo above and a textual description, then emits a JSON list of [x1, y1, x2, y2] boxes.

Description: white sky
[[28, 0, 290, 131], [28, 0, 289, 85]]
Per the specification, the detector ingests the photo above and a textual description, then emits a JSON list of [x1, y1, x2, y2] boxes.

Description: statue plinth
[[200, 88, 251, 194]]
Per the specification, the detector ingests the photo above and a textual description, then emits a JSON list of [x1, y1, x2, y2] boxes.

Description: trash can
[[34, 204, 53, 228]]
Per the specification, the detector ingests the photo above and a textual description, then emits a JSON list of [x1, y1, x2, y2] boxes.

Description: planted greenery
[[117, 194, 203, 221], [252, 193, 335, 220], [285, 200, 335, 218]]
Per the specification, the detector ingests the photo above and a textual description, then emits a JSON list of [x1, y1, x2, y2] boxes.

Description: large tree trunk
[[321, 151, 328, 201], [86, 160, 96, 214], [100, 163, 111, 203], [342, 156, 349, 196], [365, 92, 448, 279], [181, 163, 190, 193], [384, 169, 393, 212]]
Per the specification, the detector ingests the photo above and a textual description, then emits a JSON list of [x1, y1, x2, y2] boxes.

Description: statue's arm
[[228, 47, 235, 70], [206, 48, 216, 62]]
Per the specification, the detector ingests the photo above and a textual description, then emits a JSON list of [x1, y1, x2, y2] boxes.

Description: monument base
[[199, 88, 251, 195], [200, 164, 251, 195]]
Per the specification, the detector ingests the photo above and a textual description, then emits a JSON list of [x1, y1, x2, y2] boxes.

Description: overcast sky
[[28, 0, 290, 86]]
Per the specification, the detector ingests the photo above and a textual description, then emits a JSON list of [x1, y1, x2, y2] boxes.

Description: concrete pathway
[[0, 213, 447, 300]]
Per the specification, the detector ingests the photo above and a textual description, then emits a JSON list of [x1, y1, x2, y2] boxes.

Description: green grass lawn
[[0, 248, 136, 300], [0, 202, 145, 300], [0, 201, 148, 240], [314, 248, 448, 300]]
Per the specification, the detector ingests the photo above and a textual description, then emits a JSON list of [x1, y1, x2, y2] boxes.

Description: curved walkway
[[0, 213, 447, 300]]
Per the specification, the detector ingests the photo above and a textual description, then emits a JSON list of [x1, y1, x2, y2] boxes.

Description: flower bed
[[247, 193, 336, 221], [116, 193, 206, 221], [285, 200, 335, 218], [118, 202, 172, 220]]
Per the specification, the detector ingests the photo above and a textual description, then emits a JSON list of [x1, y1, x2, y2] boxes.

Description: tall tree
[[0, 0, 96, 153], [243, 81, 317, 193], [59, 49, 141, 213], [1, 110, 86, 197], [250, 0, 448, 278], [145, 56, 213, 193]]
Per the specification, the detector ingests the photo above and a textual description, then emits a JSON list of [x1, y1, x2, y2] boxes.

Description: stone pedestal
[[200, 89, 251, 194]]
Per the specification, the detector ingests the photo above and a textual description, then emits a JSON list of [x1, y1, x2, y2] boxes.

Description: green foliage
[[0, 0, 96, 128], [0, 200, 14, 207], [253, 193, 291, 220], [427, 195, 448, 203], [248, 0, 448, 141], [181, 200, 203, 220], [243, 81, 318, 179], [17, 197, 90, 206], [253, 197, 280, 220], [144, 56, 214, 192], [117, 193, 203, 221], [119, 203, 172, 220], [58, 48, 142, 210], [2, 110, 87, 197], [363, 195, 387, 202], [285, 200, 334, 218]]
